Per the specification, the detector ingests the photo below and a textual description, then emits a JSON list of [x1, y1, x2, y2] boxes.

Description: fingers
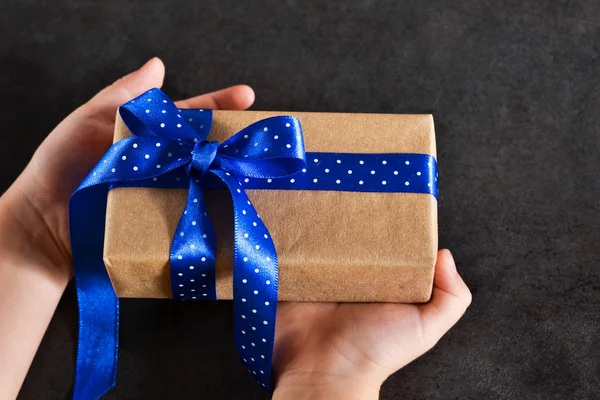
[[418, 249, 472, 347], [83, 57, 166, 121], [80, 59, 253, 124], [175, 85, 255, 110]]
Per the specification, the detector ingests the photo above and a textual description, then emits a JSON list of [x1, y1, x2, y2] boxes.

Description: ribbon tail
[[210, 170, 278, 393], [70, 185, 119, 400]]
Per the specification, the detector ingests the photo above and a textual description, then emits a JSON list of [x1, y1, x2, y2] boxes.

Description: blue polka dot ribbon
[[69, 88, 438, 399]]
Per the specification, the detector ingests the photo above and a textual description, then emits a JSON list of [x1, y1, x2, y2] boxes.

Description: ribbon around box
[[69, 88, 438, 399]]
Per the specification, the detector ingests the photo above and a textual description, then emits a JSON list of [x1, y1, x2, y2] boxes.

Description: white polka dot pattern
[[239, 152, 437, 195]]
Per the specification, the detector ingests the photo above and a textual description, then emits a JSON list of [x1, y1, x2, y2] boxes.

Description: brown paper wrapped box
[[103, 110, 438, 303]]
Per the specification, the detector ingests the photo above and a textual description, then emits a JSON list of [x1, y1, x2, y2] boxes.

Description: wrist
[[0, 183, 72, 282], [273, 373, 381, 400]]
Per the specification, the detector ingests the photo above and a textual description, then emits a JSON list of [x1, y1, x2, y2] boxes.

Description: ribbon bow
[[70, 89, 305, 399]]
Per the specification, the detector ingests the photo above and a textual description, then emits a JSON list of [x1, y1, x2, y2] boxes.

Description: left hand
[[0, 57, 255, 399]]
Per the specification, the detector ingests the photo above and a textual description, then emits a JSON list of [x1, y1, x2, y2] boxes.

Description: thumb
[[48, 57, 166, 142], [24, 58, 165, 201], [418, 249, 472, 348], [82, 57, 165, 121]]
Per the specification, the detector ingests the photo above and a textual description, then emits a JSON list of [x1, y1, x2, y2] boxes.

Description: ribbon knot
[[190, 140, 218, 176]]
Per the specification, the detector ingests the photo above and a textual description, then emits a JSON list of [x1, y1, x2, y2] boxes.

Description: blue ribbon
[[69, 88, 438, 399]]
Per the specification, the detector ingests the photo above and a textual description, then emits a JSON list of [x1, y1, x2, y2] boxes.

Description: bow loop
[[120, 88, 208, 144], [213, 116, 306, 178]]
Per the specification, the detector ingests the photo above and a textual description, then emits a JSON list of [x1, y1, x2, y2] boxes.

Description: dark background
[[2, 0, 599, 399]]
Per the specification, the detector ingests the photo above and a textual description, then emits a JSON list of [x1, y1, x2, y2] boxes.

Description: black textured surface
[[2, 0, 600, 399]]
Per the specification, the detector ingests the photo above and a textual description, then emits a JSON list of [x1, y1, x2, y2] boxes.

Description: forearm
[[0, 187, 70, 399]]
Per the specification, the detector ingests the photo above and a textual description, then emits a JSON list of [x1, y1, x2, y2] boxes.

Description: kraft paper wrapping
[[103, 110, 438, 303]]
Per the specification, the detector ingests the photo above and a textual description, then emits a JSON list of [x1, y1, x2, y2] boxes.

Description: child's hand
[[273, 250, 471, 399], [0, 57, 255, 399]]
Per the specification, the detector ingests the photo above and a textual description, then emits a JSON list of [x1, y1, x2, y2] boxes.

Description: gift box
[[103, 109, 438, 303], [69, 88, 438, 399]]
